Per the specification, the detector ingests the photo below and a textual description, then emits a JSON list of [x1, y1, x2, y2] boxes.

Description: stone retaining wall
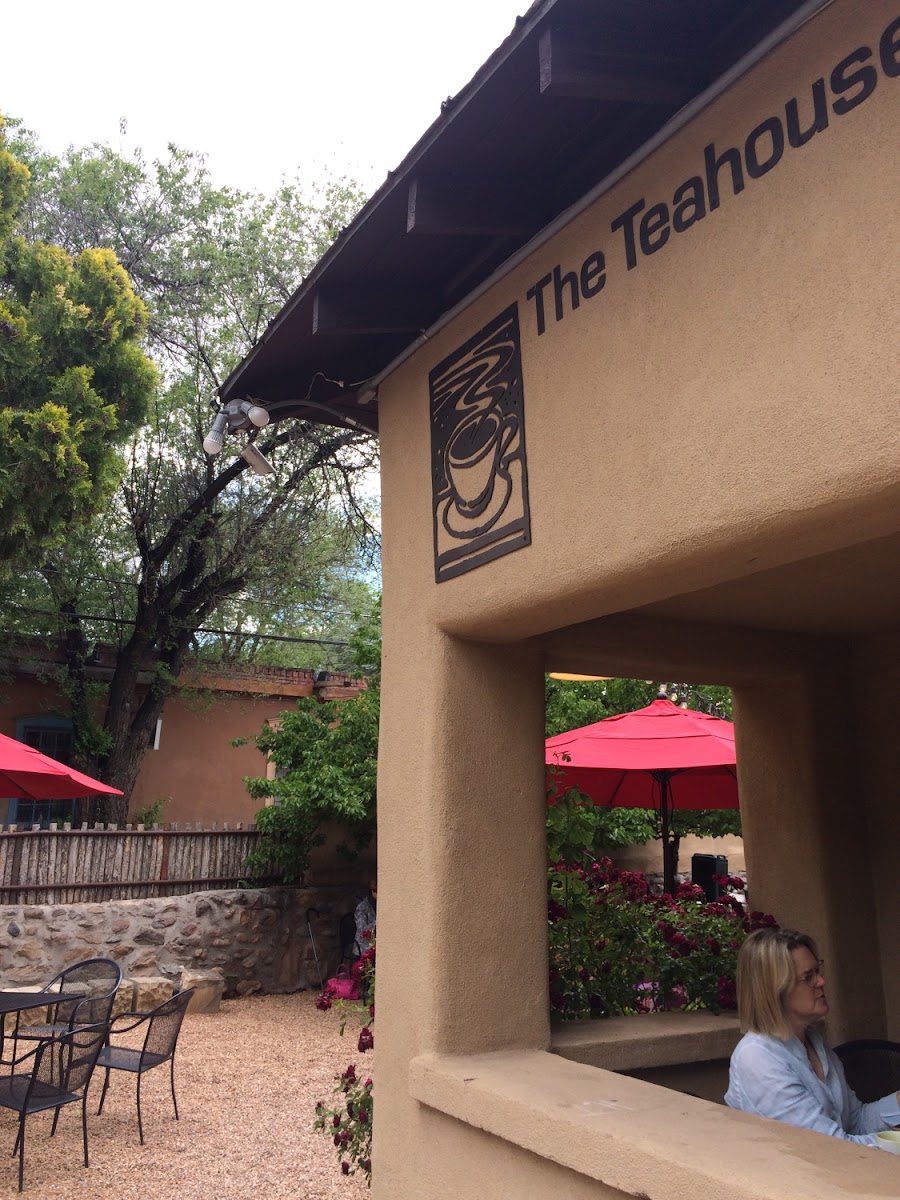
[[0, 884, 360, 997]]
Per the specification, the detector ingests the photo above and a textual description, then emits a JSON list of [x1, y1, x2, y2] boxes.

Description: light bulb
[[202, 412, 228, 456], [246, 404, 270, 428]]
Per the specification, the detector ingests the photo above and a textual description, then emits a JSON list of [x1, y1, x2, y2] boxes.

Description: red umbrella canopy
[[546, 699, 738, 810], [0, 733, 123, 801]]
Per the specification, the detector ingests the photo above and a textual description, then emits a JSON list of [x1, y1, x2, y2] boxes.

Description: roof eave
[[219, 0, 556, 408]]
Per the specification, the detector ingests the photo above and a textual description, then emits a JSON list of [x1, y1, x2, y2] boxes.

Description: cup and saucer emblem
[[430, 304, 531, 582]]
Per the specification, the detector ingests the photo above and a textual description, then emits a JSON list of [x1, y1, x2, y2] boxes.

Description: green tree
[[0, 126, 377, 818], [196, 568, 378, 671], [243, 599, 381, 880], [243, 646, 737, 884], [0, 119, 156, 567]]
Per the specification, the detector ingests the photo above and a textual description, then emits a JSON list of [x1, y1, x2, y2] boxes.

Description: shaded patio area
[[0, 993, 369, 1199]]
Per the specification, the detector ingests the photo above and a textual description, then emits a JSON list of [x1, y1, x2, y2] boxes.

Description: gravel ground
[[0, 993, 372, 1199]]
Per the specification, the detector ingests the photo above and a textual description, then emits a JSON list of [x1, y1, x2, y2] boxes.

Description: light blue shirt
[[354, 894, 376, 954], [726, 1029, 900, 1147]]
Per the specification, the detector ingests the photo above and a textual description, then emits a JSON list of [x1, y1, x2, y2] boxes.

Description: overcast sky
[[3, 0, 528, 195]]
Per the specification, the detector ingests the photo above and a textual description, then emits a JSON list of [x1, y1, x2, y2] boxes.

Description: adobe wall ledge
[[551, 1010, 742, 1071], [409, 1050, 899, 1200]]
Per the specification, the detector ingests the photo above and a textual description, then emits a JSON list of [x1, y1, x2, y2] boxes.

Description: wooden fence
[[0, 824, 282, 904]]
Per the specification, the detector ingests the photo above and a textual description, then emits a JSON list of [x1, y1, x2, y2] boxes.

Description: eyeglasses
[[795, 959, 824, 987]]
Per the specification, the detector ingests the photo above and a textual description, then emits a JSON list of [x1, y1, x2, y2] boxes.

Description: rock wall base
[[0, 885, 361, 997]]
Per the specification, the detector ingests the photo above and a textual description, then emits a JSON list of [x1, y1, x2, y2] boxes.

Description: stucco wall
[[380, 0, 899, 644], [127, 688, 292, 825], [852, 632, 900, 1040], [0, 677, 290, 826], [611, 833, 745, 880], [373, 1, 899, 1196]]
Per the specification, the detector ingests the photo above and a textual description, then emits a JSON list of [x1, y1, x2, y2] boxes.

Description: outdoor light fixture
[[202, 410, 229, 456], [243, 401, 270, 428], [240, 443, 275, 476], [203, 397, 272, 457], [202, 394, 375, 461]]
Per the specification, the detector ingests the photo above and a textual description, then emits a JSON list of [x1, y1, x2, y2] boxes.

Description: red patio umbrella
[[0, 732, 123, 801], [546, 698, 738, 894]]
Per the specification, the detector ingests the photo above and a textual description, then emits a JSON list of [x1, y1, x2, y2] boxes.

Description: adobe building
[[220, 0, 899, 1195], [0, 642, 365, 826]]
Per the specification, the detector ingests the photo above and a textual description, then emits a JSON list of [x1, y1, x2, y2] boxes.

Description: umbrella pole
[[654, 771, 676, 896]]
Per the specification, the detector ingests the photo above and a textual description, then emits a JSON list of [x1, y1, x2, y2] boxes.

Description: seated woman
[[726, 927, 900, 1147], [354, 877, 377, 955]]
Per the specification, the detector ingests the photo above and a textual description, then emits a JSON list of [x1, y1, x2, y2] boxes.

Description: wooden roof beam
[[311, 285, 433, 336], [406, 174, 541, 237], [539, 28, 703, 107]]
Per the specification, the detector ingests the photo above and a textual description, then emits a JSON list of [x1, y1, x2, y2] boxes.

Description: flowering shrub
[[314, 944, 376, 1184], [549, 858, 777, 1019], [315, 1063, 373, 1180]]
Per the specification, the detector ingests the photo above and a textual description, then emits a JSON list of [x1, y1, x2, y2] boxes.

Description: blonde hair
[[736, 928, 818, 1039]]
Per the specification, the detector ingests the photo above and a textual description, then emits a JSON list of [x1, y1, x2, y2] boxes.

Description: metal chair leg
[[136, 1073, 144, 1145], [16, 1114, 25, 1193], [81, 1092, 90, 1167], [170, 1057, 179, 1121], [97, 1065, 111, 1115], [50, 1103, 62, 1137]]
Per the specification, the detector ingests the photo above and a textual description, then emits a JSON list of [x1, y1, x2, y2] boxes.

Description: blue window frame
[[6, 716, 77, 828]]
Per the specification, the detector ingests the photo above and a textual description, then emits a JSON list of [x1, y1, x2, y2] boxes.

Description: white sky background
[[3, 0, 529, 195]]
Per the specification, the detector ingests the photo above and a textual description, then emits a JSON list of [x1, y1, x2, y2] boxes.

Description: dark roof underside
[[220, 0, 808, 431]]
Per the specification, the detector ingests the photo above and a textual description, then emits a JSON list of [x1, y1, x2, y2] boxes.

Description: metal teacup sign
[[429, 304, 531, 582], [427, 14, 900, 582]]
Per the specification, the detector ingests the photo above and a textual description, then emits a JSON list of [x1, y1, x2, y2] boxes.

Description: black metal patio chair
[[833, 1038, 900, 1104], [9, 957, 122, 1067], [96, 987, 194, 1144], [0, 1021, 108, 1192]]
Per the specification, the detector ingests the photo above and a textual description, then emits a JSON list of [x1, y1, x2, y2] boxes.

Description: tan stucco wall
[[611, 833, 746, 878], [0, 679, 68, 740], [733, 668, 887, 1045], [381, 0, 899, 645], [0, 677, 279, 825], [540, 615, 895, 1047], [853, 632, 900, 1040], [373, 634, 550, 1194], [374, 1, 899, 1195], [127, 689, 286, 825]]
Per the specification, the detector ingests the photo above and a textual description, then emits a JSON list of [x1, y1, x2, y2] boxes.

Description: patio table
[[0, 989, 87, 1066], [0, 990, 84, 1016]]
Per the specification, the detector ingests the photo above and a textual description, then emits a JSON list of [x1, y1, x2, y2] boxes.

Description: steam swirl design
[[429, 304, 531, 581]]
